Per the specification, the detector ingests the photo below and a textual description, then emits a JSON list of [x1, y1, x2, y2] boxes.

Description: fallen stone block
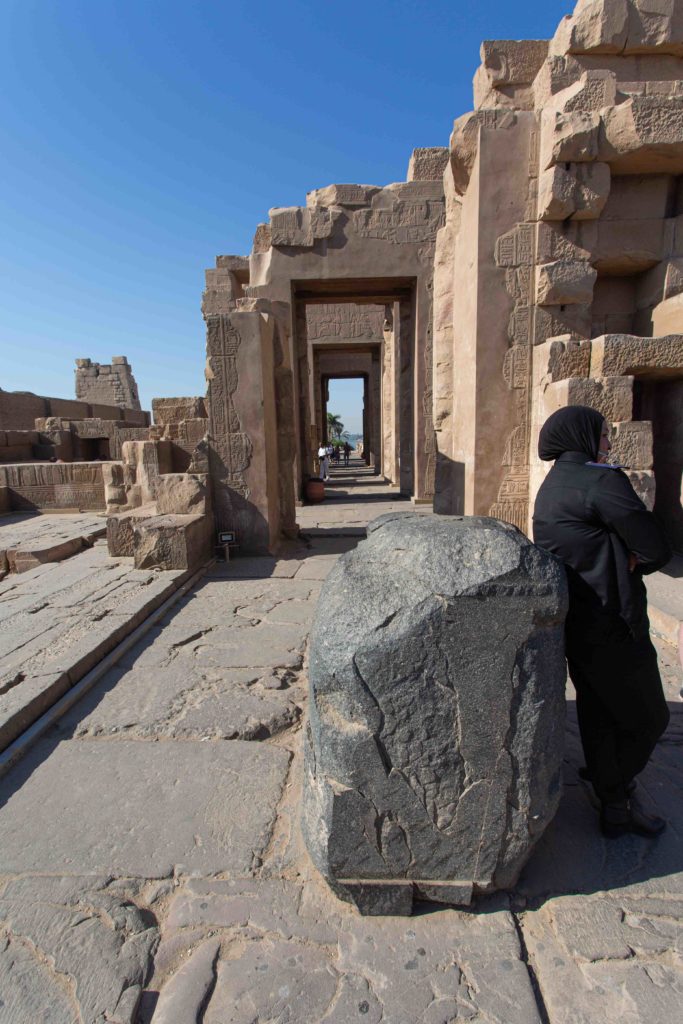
[[155, 473, 210, 516], [132, 513, 211, 571], [303, 513, 568, 915], [107, 504, 157, 558]]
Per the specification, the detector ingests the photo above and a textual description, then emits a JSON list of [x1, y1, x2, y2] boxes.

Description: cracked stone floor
[[0, 469, 681, 1023]]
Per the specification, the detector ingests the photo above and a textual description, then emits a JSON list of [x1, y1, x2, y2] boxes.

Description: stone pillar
[[398, 298, 414, 495], [205, 310, 280, 553]]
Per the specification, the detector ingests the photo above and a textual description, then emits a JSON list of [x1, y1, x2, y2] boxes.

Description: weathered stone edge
[[0, 560, 213, 773]]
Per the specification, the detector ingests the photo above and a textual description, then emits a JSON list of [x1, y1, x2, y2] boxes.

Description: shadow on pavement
[[516, 699, 683, 905]]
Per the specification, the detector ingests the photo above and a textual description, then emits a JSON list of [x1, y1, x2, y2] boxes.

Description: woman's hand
[[628, 552, 638, 573]]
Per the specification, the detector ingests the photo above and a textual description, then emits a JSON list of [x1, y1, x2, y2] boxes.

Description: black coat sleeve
[[588, 470, 671, 574]]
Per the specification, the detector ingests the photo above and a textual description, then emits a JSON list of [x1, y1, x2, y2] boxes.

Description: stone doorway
[[295, 282, 421, 498], [321, 374, 370, 467]]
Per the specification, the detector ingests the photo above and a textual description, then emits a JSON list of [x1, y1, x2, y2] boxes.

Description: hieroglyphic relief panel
[[306, 304, 385, 342], [490, 220, 536, 530], [352, 201, 445, 245], [206, 314, 253, 529]]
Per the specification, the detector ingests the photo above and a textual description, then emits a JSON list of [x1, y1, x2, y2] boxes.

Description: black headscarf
[[538, 405, 604, 462]]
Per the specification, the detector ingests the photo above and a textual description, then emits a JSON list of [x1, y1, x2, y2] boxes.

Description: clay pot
[[305, 477, 325, 503]]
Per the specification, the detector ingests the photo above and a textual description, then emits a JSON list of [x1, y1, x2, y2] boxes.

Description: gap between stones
[[510, 908, 552, 1024]]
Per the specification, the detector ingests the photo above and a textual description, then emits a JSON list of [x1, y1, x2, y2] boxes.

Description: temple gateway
[[203, 0, 683, 554]]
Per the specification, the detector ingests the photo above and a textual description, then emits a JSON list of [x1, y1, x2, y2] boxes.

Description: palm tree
[[327, 412, 344, 440]]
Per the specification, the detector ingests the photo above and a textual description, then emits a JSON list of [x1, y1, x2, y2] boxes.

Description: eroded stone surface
[[303, 513, 568, 913], [0, 737, 290, 876], [0, 875, 157, 1024]]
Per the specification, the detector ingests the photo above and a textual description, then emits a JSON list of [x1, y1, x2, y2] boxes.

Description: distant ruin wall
[[0, 389, 150, 432], [0, 463, 106, 511], [75, 356, 142, 411]]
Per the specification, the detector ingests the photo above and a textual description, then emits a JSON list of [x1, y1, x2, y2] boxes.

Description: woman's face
[[597, 422, 612, 463]]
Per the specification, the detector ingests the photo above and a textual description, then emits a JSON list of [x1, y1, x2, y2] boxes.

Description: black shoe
[[628, 786, 667, 837], [600, 793, 666, 839]]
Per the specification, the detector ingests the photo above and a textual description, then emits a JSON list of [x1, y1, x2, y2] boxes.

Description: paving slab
[[0, 546, 191, 751], [0, 874, 157, 1024], [0, 511, 106, 573], [149, 879, 542, 1024], [0, 736, 290, 876], [0, 472, 681, 1024]]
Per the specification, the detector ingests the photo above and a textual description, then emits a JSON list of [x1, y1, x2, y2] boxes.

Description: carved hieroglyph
[[206, 315, 253, 530]]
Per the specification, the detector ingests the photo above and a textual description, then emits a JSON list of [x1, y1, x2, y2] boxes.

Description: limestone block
[[533, 54, 584, 108], [474, 39, 549, 109], [540, 336, 592, 381], [626, 469, 655, 508], [202, 268, 241, 316], [538, 165, 577, 220], [449, 109, 516, 195], [601, 173, 674, 221], [550, 0, 629, 56], [573, 161, 611, 218], [536, 222, 593, 265], [590, 332, 683, 376], [215, 254, 249, 271], [536, 260, 597, 305], [609, 419, 653, 469], [480, 38, 550, 85], [132, 513, 212, 571], [583, 217, 673, 272], [626, 0, 683, 55], [550, 70, 617, 112], [303, 513, 568, 915], [155, 473, 210, 516], [548, 372, 634, 419], [652, 291, 683, 332], [269, 206, 339, 247], [252, 223, 271, 253], [541, 109, 600, 168], [107, 505, 157, 558], [152, 397, 207, 426], [305, 184, 380, 208], [599, 96, 683, 171], [533, 303, 593, 345], [407, 148, 449, 181]]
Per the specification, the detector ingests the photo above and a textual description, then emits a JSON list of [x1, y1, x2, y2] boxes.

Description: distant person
[[343, 441, 351, 466], [317, 442, 329, 482], [533, 405, 671, 839]]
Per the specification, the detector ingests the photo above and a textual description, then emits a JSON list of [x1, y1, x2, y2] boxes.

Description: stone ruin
[[201, 0, 683, 556], [3, 0, 683, 566], [75, 356, 141, 411], [0, 364, 212, 573]]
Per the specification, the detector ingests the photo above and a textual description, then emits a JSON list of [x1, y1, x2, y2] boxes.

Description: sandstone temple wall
[[199, 0, 683, 555], [75, 356, 142, 411], [433, 0, 683, 544]]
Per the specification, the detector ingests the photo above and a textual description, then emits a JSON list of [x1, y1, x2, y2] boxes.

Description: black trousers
[[566, 613, 670, 804]]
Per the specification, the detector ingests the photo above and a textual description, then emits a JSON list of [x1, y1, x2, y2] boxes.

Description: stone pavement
[[0, 526, 195, 756], [0, 475, 681, 1023], [0, 510, 106, 574]]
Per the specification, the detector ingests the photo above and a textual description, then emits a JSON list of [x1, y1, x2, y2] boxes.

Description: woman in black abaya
[[533, 405, 671, 838]]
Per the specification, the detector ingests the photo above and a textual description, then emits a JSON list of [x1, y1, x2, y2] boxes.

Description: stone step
[[0, 547, 204, 757]]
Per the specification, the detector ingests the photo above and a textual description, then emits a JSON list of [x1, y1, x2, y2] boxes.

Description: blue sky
[[0, 0, 574, 429]]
